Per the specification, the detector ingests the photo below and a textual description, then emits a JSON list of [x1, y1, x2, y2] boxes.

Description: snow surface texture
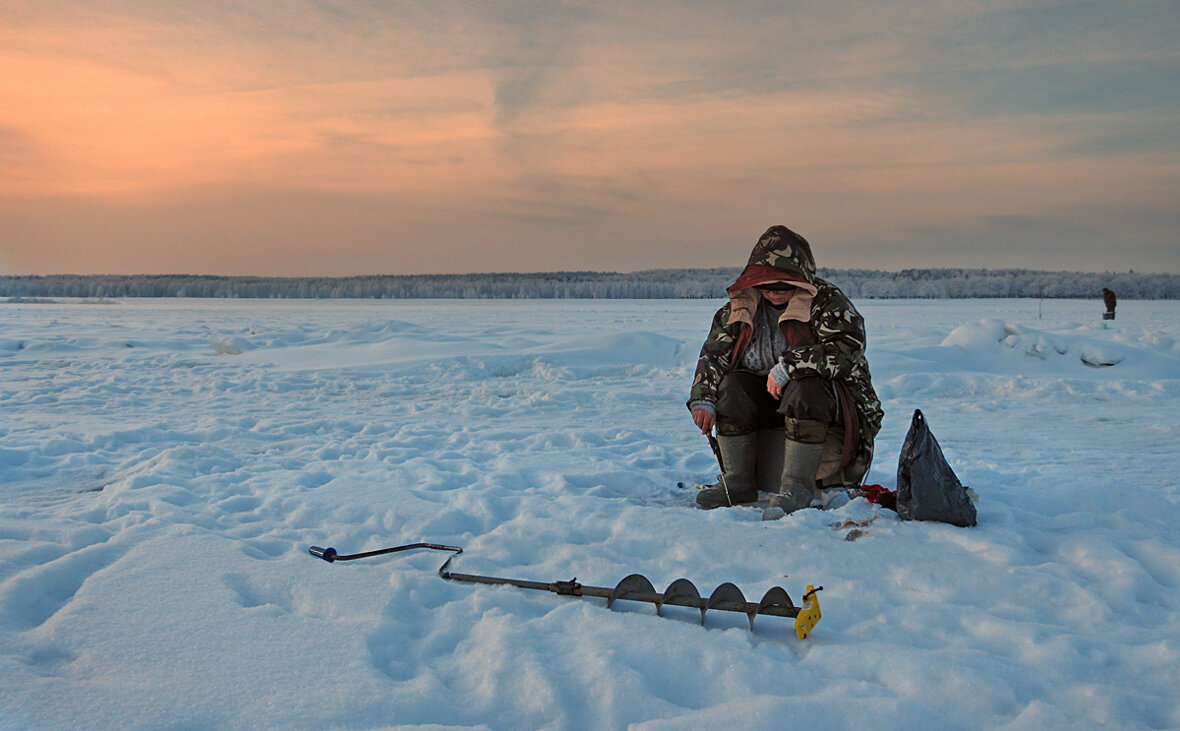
[[2, 298, 1178, 730]]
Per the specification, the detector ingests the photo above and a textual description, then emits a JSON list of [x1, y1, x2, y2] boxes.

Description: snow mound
[[941, 319, 1137, 371], [208, 335, 253, 355]]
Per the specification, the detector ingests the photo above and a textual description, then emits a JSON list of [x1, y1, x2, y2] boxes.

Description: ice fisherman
[[1102, 287, 1117, 320], [687, 225, 883, 517]]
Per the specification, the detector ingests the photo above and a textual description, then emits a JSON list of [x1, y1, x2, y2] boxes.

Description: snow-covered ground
[[2, 297, 1178, 730]]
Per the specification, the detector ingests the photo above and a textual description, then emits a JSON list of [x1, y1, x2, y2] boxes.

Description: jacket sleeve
[[780, 289, 867, 381], [687, 304, 738, 409]]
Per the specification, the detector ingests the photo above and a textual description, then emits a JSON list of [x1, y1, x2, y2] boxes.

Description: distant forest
[[2, 269, 1177, 300]]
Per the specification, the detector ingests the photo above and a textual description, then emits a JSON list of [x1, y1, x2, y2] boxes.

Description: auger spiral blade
[[548, 573, 819, 634], [660, 578, 705, 623], [706, 582, 753, 628], [607, 574, 658, 609]]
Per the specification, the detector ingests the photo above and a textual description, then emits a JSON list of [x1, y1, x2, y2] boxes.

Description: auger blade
[[705, 582, 746, 611], [707, 582, 754, 629], [608, 574, 658, 609], [758, 586, 796, 615], [661, 578, 705, 623]]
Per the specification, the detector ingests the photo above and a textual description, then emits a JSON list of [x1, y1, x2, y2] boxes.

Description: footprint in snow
[[222, 573, 293, 614]]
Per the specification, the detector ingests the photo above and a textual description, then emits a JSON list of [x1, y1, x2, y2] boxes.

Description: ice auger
[[308, 542, 822, 638]]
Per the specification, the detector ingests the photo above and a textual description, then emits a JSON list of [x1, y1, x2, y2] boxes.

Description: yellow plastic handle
[[794, 584, 822, 639]]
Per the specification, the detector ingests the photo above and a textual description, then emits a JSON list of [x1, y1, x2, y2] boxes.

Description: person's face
[[760, 288, 793, 306]]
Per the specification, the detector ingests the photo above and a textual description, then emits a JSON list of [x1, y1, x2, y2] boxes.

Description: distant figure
[[1102, 287, 1117, 320], [688, 225, 883, 519]]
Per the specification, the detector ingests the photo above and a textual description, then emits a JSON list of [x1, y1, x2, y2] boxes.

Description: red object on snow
[[859, 484, 897, 511]]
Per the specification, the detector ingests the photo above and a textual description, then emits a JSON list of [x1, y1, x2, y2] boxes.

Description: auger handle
[[307, 543, 462, 563], [309, 546, 338, 562]]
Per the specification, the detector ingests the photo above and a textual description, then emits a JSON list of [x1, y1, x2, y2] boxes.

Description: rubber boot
[[755, 428, 786, 495], [696, 433, 759, 509], [763, 419, 826, 520]]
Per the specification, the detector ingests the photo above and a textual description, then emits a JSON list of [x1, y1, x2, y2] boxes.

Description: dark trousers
[[715, 371, 839, 436]]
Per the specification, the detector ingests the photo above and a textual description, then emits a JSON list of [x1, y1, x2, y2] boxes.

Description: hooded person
[[688, 225, 883, 517], [1102, 287, 1117, 319]]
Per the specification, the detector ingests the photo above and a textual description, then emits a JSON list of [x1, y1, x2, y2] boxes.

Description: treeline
[[2, 268, 1176, 300]]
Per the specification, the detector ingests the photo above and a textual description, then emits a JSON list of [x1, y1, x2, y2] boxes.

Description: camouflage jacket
[[688, 226, 883, 467]]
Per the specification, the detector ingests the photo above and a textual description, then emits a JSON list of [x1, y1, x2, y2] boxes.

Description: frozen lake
[[2, 297, 1178, 729]]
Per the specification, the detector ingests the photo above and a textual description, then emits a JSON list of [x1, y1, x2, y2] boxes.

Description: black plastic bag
[[896, 410, 976, 527]]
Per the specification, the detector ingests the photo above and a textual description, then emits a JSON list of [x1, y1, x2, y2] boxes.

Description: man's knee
[[777, 377, 838, 423], [716, 372, 774, 435]]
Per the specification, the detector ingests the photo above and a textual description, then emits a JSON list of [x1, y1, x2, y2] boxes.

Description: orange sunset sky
[[2, 1, 1177, 275]]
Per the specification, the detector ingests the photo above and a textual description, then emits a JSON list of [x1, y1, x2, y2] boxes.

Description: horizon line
[[3, 266, 1175, 278]]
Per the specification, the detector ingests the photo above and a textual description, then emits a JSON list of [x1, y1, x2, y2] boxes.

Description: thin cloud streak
[[1, 1, 1177, 275]]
